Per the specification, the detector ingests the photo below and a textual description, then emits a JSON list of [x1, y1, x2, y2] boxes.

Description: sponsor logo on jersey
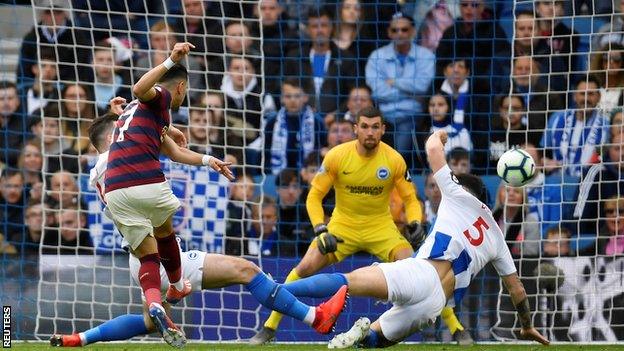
[[318, 165, 326, 174], [376, 167, 389, 180], [160, 125, 169, 142], [346, 185, 384, 196], [451, 172, 460, 184], [404, 170, 412, 181], [188, 251, 199, 260]]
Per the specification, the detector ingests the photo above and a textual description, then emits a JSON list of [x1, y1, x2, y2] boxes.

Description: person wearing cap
[[365, 11, 435, 170]]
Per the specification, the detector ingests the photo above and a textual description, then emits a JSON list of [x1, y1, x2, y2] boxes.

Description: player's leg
[[49, 315, 149, 347], [251, 241, 336, 344], [153, 215, 191, 304]]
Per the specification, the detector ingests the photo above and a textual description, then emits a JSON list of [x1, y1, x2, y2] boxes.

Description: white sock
[[78, 332, 87, 346], [172, 279, 184, 291], [303, 307, 316, 325]]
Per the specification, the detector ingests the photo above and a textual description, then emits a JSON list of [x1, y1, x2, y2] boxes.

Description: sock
[[441, 306, 464, 334], [361, 329, 379, 348], [264, 268, 300, 330], [139, 253, 162, 306], [156, 232, 182, 289], [283, 273, 347, 298], [246, 273, 313, 324], [80, 314, 148, 345]]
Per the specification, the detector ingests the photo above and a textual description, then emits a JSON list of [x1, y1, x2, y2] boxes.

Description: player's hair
[[159, 64, 188, 85], [88, 112, 118, 153], [455, 173, 487, 204], [356, 106, 385, 123]]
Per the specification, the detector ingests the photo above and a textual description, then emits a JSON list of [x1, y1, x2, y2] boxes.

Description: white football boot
[[328, 317, 371, 349]]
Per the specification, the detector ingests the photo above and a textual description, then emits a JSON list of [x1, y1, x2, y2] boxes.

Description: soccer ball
[[496, 148, 536, 187]]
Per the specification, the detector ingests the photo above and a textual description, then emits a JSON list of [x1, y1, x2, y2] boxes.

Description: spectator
[[422, 94, 471, 155], [366, 11, 435, 166], [251, 0, 299, 96], [71, 0, 150, 49], [171, 0, 221, 67], [0, 233, 17, 255], [57, 83, 100, 159], [274, 169, 310, 257], [477, 95, 538, 173], [42, 206, 93, 255], [493, 186, 540, 258], [21, 48, 60, 115], [417, 0, 455, 52], [324, 86, 373, 127], [321, 117, 356, 158], [264, 78, 325, 175], [247, 195, 279, 256], [207, 21, 261, 89], [331, 0, 377, 73], [612, 108, 624, 139], [574, 132, 624, 236], [187, 105, 222, 160], [23, 202, 44, 254], [596, 195, 624, 256], [0, 81, 27, 169], [29, 111, 71, 174], [534, 0, 579, 68], [299, 150, 334, 221], [45, 171, 81, 210], [523, 143, 565, 234], [284, 6, 357, 115], [17, 2, 91, 85], [593, 1, 624, 51], [590, 43, 624, 115], [447, 147, 471, 175], [0, 170, 26, 244], [18, 139, 43, 197], [423, 172, 441, 228], [134, 21, 205, 97], [541, 75, 609, 177], [91, 41, 132, 110], [435, 0, 508, 91], [225, 174, 254, 256], [542, 225, 572, 257]]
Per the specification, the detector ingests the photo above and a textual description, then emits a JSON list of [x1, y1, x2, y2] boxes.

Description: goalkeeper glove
[[405, 221, 426, 249], [314, 224, 344, 255]]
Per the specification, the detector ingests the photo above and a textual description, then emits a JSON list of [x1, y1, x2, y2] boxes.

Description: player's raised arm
[[501, 273, 550, 346], [132, 42, 195, 102], [160, 135, 235, 181], [425, 130, 448, 174]]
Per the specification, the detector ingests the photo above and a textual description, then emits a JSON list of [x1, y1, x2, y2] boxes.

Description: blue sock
[[283, 273, 347, 298], [246, 273, 311, 322], [82, 314, 148, 345], [362, 329, 379, 348]]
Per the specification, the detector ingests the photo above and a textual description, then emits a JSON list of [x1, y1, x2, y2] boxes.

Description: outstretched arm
[[161, 135, 235, 181], [425, 130, 448, 174], [501, 273, 550, 346], [132, 42, 195, 102]]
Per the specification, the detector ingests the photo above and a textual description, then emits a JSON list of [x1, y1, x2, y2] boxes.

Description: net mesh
[[0, 0, 621, 344]]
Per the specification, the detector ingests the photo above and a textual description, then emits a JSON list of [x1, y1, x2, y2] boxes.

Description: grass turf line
[[10, 342, 624, 351]]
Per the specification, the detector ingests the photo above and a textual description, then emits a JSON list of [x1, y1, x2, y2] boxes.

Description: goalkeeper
[[251, 106, 430, 344]]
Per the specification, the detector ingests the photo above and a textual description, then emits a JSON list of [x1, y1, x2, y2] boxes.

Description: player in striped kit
[[50, 97, 348, 347], [264, 130, 549, 348]]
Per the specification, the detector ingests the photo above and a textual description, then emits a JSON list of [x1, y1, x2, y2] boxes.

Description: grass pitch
[[10, 342, 624, 351]]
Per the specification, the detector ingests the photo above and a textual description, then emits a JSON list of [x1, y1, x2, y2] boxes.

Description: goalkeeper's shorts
[[310, 220, 412, 262], [377, 257, 446, 342]]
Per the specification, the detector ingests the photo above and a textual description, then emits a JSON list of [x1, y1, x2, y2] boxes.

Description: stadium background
[[0, 0, 622, 345]]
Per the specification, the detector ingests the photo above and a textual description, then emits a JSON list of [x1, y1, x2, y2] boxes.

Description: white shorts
[[129, 250, 206, 301], [104, 181, 180, 250], [377, 257, 446, 342]]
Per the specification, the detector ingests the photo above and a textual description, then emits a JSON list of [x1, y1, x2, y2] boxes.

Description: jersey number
[[116, 103, 139, 142], [462, 216, 489, 246]]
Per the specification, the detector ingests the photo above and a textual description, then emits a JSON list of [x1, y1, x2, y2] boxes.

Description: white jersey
[[415, 165, 516, 307], [89, 151, 109, 205]]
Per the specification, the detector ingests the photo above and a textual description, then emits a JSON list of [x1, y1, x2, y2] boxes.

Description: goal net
[[0, 0, 622, 345]]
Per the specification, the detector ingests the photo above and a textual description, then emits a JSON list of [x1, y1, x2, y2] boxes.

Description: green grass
[[10, 342, 624, 351]]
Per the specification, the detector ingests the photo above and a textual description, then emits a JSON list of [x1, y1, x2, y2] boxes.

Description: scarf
[[558, 110, 605, 177], [270, 106, 316, 175]]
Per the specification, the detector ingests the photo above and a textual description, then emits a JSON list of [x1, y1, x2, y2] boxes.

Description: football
[[496, 148, 536, 187]]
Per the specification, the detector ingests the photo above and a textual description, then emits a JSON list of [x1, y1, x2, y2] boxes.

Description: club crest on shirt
[[451, 172, 460, 184], [188, 251, 199, 260], [376, 167, 390, 180]]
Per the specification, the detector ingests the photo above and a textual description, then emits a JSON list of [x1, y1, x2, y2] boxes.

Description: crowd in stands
[[0, 0, 623, 263]]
